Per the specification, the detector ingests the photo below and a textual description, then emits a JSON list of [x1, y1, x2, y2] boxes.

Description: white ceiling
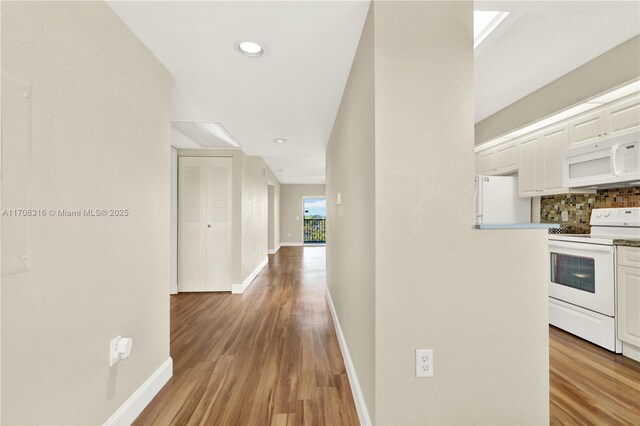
[[475, 1, 640, 122], [108, 0, 369, 184], [109, 1, 639, 183]]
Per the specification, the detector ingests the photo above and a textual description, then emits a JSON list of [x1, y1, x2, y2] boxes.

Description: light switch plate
[[110, 335, 123, 367]]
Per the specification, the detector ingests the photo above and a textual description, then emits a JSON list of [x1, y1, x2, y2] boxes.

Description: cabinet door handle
[[207, 224, 211, 228]]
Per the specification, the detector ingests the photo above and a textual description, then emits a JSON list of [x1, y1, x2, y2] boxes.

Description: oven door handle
[[549, 241, 615, 253]]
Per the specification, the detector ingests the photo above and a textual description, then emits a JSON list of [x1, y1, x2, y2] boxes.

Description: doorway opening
[[302, 197, 326, 244]]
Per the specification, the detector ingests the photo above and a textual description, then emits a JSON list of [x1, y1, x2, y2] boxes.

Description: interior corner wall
[[266, 167, 281, 252], [1, 2, 172, 423], [325, 2, 375, 421], [373, 1, 549, 424], [170, 148, 178, 294], [241, 156, 270, 279], [268, 186, 276, 250], [475, 35, 640, 144], [279, 184, 326, 244]]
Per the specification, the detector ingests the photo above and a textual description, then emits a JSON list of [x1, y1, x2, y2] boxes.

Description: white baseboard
[[281, 242, 303, 246], [325, 286, 372, 426], [623, 343, 640, 362], [268, 244, 282, 255], [105, 357, 173, 426], [232, 257, 268, 294]]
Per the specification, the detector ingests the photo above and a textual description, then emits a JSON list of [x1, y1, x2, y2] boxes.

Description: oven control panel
[[591, 207, 640, 227]]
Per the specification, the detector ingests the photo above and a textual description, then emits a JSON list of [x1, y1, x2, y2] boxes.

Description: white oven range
[[548, 207, 640, 352]]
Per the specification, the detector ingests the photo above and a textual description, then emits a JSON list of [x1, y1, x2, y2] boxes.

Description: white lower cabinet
[[618, 246, 640, 362]]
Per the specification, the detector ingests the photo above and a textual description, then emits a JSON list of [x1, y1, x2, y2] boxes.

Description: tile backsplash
[[540, 186, 640, 233]]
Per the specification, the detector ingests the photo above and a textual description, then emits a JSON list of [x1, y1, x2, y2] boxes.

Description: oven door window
[[550, 252, 595, 293]]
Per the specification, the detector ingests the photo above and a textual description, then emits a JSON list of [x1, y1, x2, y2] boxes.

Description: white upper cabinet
[[516, 124, 589, 197], [541, 125, 569, 192], [569, 110, 605, 145], [477, 150, 495, 175], [475, 141, 517, 176], [568, 93, 640, 146], [605, 95, 640, 136], [517, 135, 542, 196], [494, 142, 517, 173], [476, 91, 638, 197]]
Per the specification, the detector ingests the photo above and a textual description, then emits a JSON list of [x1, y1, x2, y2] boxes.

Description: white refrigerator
[[475, 175, 531, 225]]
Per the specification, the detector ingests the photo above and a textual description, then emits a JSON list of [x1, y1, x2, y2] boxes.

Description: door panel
[[542, 125, 569, 191], [477, 150, 494, 175], [205, 157, 232, 291], [178, 157, 207, 291], [618, 265, 640, 347], [495, 143, 516, 172], [518, 135, 539, 196], [606, 96, 640, 135], [570, 111, 604, 145]]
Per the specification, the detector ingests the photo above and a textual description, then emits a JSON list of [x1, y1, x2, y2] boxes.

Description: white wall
[[170, 148, 178, 294], [279, 184, 326, 244], [325, 3, 375, 421], [373, 2, 549, 423], [1, 2, 172, 423], [326, 2, 550, 424], [241, 155, 269, 278]]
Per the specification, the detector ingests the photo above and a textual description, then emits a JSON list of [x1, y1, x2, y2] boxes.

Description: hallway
[[134, 247, 359, 425]]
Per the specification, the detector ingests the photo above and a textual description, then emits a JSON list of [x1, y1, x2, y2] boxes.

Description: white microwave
[[563, 132, 640, 188]]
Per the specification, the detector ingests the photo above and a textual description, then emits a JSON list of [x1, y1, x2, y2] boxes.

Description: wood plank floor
[[134, 246, 359, 426], [550, 326, 640, 425], [135, 246, 640, 425]]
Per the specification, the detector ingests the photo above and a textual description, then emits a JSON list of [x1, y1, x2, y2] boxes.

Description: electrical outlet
[[416, 349, 433, 377]]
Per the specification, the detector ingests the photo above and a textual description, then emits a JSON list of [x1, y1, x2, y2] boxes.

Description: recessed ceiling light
[[236, 41, 264, 57], [274, 138, 286, 144]]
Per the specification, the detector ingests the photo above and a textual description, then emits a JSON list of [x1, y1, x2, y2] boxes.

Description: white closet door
[[178, 157, 207, 292], [205, 157, 232, 291]]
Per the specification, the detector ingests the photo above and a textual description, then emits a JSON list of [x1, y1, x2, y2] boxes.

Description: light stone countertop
[[613, 238, 640, 248]]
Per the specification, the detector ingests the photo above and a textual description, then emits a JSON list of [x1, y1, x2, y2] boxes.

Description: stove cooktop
[[548, 208, 640, 245]]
